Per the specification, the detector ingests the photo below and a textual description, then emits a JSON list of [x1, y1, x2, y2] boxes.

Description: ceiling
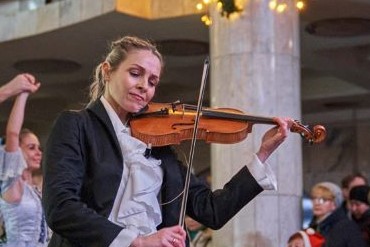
[[300, 0, 370, 113], [0, 0, 370, 145]]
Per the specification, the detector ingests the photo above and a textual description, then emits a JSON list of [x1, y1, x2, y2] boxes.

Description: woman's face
[[103, 49, 161, 120], [311, 192, 336, 219], [20, 133, 42, 170]]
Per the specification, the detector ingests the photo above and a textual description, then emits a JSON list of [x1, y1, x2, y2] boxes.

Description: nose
[[136, 78, 148, 91]]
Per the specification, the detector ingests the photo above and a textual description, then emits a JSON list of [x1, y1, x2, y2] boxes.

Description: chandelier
[[196, 0, 306, 26]]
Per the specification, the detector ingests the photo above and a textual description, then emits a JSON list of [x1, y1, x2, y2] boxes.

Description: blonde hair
[[311, 181, 345, 208], [89, 36, 164, 104], [311, 185, 335, 200]]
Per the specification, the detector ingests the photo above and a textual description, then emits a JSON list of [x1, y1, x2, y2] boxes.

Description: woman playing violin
[[42, 36, 294, 247]]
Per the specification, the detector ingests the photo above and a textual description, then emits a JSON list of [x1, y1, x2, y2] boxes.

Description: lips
[[33, 158, 41, 164], [130, 92, 145, 102]]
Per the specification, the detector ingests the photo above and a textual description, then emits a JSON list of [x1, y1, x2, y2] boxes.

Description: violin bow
[[178, 57, 210, 227]]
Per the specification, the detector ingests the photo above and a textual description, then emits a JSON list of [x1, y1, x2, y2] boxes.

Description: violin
[[130, 101, 326, 147]]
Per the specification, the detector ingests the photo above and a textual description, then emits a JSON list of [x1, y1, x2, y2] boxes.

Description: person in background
[[184, 216, 211, 247], [287, 228, 325, 247], [0, 72, 38, 245], [42, 35, 294, 247], [340, 173, 368, 217], [0, 73, 38, 244], [349, 185, 370, 245], [308, 181, 366, 247], [0, 74, 40, 104], [0, 74, 48, 247]]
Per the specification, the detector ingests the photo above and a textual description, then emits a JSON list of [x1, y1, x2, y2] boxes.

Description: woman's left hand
[[256, 117, 294, 163]]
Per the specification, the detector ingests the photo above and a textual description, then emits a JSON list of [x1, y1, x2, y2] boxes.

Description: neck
[[316, 212, 331, 223], [103, 95, 129, 124]]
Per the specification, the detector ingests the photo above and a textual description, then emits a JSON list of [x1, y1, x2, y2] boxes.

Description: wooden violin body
[[130, 102, 326, 147]]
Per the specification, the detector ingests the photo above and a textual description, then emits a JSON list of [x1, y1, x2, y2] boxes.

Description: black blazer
[[42, 100, 263, 247]]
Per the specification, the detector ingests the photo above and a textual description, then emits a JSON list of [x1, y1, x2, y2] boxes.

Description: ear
[[102, 62, 111, 81]]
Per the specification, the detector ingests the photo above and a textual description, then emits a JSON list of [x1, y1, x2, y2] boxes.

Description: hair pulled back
[[89, 36, 164, 104]]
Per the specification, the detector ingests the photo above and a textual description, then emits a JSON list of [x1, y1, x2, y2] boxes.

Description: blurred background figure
[[349, 185, 370, 245], [287, 228, 325, 247], [340, 173, 368, 218], [0, 74, 48, 246], [185, 167, 212, 247], [0, 73, 41, 246], [185, 216, 212, 247], [308, 181, 366, 247]]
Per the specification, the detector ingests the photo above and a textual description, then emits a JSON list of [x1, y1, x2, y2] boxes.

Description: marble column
[[209, 0, 302, 246]]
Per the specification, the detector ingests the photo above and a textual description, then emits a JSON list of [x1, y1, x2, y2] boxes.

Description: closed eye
[[149, 78, 159, 87], [130, 71, 140, 77]]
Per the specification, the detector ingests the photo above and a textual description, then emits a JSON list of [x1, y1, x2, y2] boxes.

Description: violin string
[[160, 189, 185, 206], [183, 104, 275, 124], [160, 146, 189, 206]]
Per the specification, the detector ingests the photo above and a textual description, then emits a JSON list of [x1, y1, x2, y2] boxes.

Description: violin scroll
[[290, 121, 326, 144]]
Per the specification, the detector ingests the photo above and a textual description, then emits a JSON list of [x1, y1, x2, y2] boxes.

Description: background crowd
[[287, 173, 370, 247]]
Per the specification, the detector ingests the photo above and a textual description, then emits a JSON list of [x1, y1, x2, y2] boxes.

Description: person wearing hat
[[340, 173, 368, 218], [307, 181, 366, 247], [287, 228, 325, 247], [349, 185, 370, 245]]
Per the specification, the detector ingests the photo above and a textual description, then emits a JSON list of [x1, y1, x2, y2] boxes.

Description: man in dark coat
[[349, 185, 370, 245]]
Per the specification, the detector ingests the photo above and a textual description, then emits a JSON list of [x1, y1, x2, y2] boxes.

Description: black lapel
[[86, 100, 123, 162]]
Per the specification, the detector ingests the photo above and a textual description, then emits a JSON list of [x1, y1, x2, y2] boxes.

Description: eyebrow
[[26, 143, 39, 147], [131, 63, 160, 78]]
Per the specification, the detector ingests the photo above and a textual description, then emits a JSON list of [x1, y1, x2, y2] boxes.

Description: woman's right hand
[[130, 225, 186, 247]]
